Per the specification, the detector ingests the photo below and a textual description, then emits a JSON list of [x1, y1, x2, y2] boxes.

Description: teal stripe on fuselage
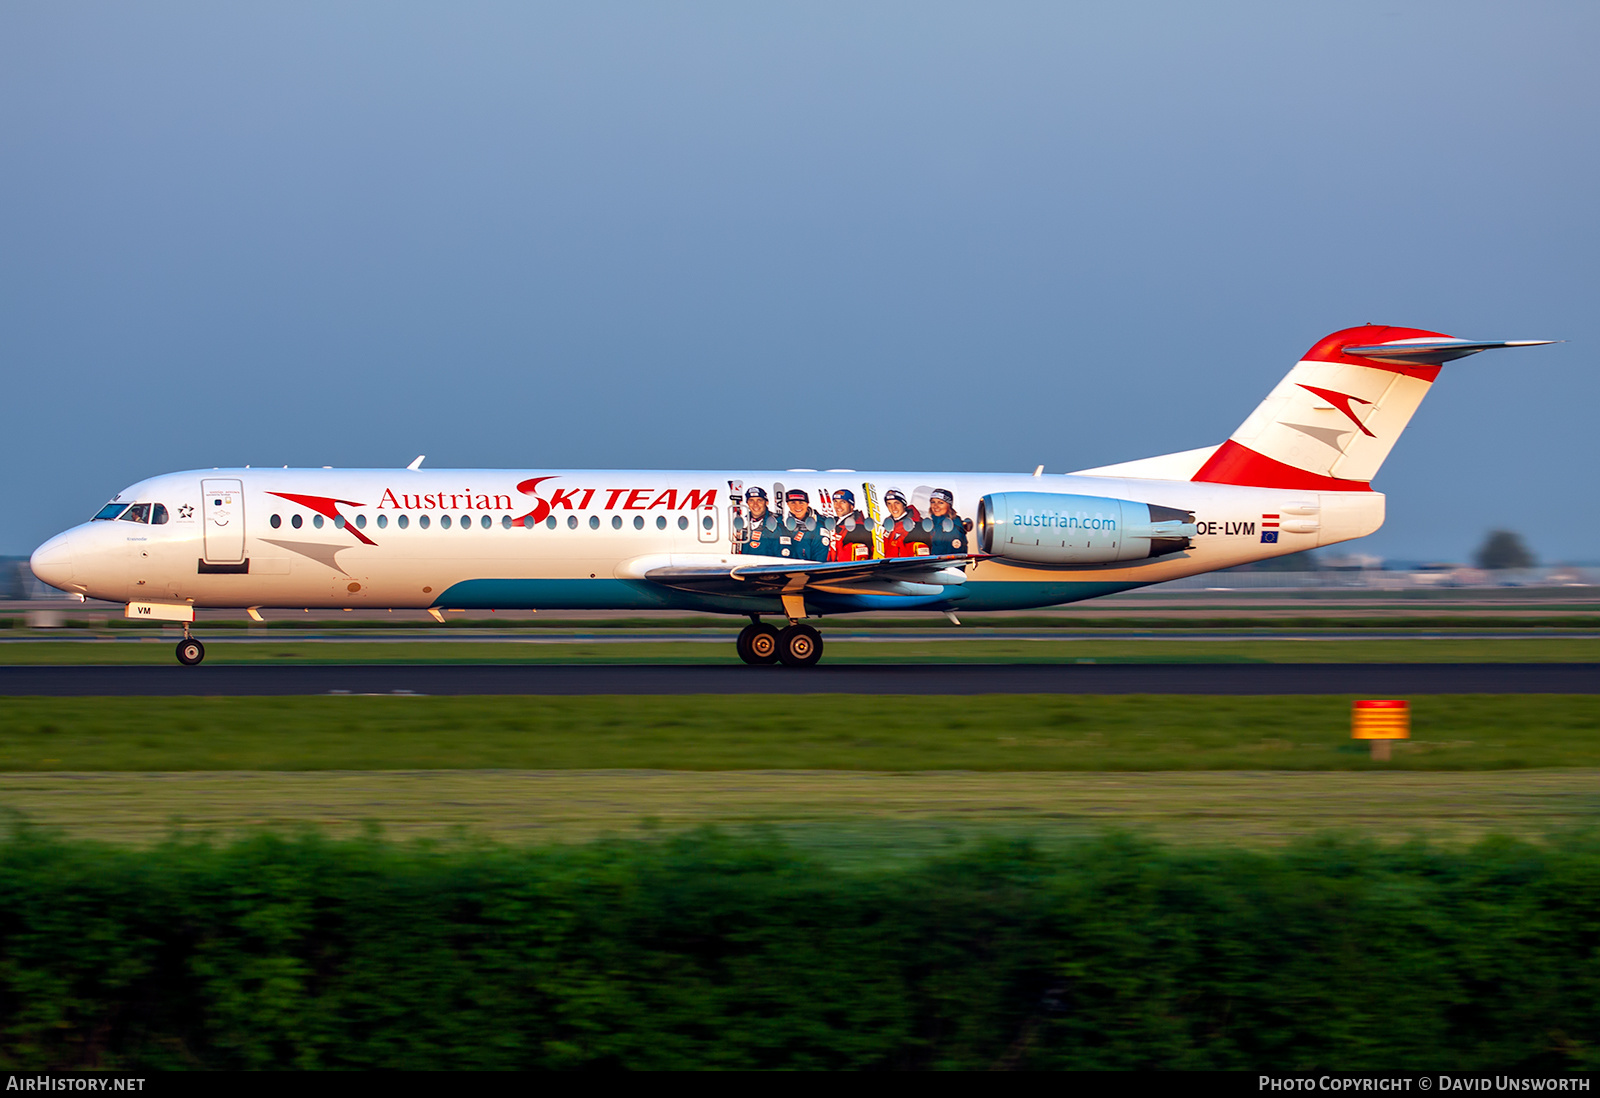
[[431, 578, 1146, 615]]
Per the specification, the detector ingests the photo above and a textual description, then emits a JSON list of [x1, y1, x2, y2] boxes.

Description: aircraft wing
[[623, 553, 982, 599]]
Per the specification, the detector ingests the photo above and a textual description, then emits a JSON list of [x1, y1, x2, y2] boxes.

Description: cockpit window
[[119, 504, 152, 524], [152, 504, 169, 525], [93, 503, 128, 521]]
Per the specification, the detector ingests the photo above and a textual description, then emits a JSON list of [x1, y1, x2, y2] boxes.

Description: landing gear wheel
[[176, 638, 206, 666], [737, 623, 780, 666], [777, 624, 823, 668]]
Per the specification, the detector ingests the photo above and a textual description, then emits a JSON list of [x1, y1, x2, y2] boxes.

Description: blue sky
[[3, 2, 1595, 562]]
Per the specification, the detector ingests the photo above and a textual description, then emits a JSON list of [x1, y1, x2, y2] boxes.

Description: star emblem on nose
[[178, 504, 194, 519]]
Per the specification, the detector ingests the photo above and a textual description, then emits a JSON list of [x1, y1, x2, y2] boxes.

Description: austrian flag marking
[[1260, 513, 1279, 544]]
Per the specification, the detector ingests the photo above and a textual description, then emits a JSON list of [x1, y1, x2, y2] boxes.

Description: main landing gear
[[175, 625, 205, 666], [736, 617, 823, 668]]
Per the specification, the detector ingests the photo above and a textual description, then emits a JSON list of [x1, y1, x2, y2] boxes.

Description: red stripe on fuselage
[[1191, 440, 1373, 491]]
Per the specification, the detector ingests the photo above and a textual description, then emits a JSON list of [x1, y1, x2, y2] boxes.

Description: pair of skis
[[861, 482, 886, 559], [727, 480, 747, 552]]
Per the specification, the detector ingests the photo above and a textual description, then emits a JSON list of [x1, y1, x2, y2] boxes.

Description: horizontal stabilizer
[[1342, 338, 1558, 366]]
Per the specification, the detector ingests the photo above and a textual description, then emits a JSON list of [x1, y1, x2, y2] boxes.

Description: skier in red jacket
[[881, 489, 931, 559], [827, 488, 874, 562]]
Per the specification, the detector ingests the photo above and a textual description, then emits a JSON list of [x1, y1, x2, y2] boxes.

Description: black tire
[[176, 639, 205, 666], [738, 623, 780, 665], [777, 624, 823, 668]]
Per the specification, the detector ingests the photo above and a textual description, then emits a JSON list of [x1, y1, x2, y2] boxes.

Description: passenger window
[[397, 514, 408, 529], [460, 515, 471, 530], [120, 504, 151, 524], [441, 515, 452, 529], [501, 515, 512, 530], [292, 514, 303, 529], [377, 515, 388, 529], [419, 515, 430, 529], [633, 516, 645, 530], [702, 515, 714, 531], [612, 515, 623, 530], [546, 516, 558, 530], [270, 514, 282, 529], [590, 516, 600, 530], [481, 515, 492, 530], [355, 514, 367, 529], [678, 516, 688, 530], [152, 504, 169, 525], [567, 515, 579, 529], [313, 514, 324, 529], [334, 516, 346, 529]]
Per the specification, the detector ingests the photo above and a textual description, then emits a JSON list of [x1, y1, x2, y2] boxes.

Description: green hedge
[[0, 828, 1594, 1069]]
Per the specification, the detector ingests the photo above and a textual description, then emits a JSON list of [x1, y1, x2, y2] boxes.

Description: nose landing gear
[[175, 626, 205, 666], [735, 617, 824, 667]]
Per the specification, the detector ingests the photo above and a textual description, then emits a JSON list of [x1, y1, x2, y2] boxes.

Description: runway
[[1, 663, 1597, 696]]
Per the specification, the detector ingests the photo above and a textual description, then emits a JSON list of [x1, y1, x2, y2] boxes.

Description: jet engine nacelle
[[976, 492, 1197, 565]]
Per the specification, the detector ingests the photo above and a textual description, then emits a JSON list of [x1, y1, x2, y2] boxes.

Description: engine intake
[[976, 492, 1197, 565]]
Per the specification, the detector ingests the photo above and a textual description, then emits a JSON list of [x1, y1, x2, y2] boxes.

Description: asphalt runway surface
[[2, 663, 1598, 696]]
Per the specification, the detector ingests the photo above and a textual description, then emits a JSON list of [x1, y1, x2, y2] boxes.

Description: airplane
[[29, 324, 1555, 667]]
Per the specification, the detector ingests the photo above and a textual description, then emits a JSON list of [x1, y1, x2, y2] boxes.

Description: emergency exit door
[[201, 479, 246, 564], [697, 502, 719, 543]]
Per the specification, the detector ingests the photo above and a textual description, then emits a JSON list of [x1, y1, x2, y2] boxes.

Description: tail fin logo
[[1297, 384, 1375, 437]]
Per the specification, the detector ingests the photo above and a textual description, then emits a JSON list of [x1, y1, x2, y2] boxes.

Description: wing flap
[[632, 552, 981, 598]]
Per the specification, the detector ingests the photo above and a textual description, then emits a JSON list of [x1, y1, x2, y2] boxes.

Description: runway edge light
[[1352, 699, 1410, 761]]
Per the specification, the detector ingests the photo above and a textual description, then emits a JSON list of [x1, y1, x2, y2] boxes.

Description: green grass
[[2, 636, 1599, 663], [1, 769, 1595, 852], [0, 694, 1596, 771], [0, 828, 1596, 1069]]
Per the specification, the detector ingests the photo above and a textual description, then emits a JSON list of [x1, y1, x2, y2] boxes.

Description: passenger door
[[201, 478, 246, 564]]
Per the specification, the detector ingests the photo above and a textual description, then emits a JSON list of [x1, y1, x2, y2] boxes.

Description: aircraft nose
[[29, 532, 76, 592]]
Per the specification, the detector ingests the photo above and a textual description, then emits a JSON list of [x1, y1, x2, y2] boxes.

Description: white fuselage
[[30, 467, 1383, 616]]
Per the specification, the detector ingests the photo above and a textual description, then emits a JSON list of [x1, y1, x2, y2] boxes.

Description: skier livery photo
[[731, 479, 971, 562]]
